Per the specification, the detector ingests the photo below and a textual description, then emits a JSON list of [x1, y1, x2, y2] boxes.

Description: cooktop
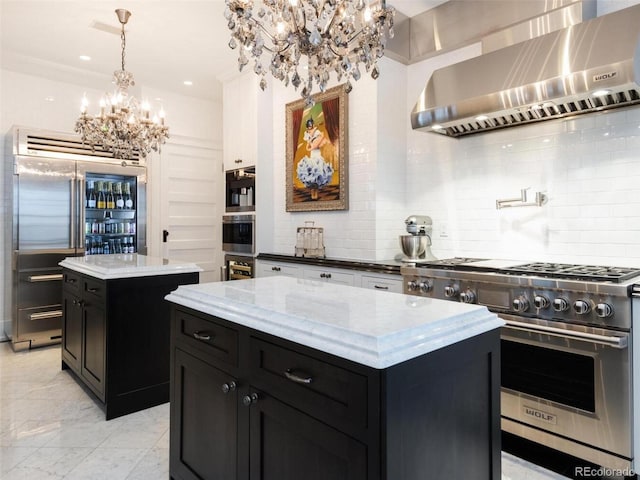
[[413, 257, 640, 283]]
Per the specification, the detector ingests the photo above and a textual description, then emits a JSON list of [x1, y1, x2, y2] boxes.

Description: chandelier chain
[[120, 23, 126, 72]]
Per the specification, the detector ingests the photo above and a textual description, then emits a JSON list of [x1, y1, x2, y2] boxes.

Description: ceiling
[[0, 0, 447, 102]]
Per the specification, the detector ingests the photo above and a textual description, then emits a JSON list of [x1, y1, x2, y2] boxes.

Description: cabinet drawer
[[63, 270, 82, 295], [360, 274, 402, 293], [302, 268, 355, 286], [174, 310, 238, 367], [250, 337, 368, 431], [258, 262, 299, 278], [83, 277, 106, 302]]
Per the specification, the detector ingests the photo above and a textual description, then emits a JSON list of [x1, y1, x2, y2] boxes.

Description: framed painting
[[285, 85, 348, 212]]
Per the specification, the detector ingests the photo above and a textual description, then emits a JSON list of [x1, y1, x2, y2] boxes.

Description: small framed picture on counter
[[285, 84, 348, 212]]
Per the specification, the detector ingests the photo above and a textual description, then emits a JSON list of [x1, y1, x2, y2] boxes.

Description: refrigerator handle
[[70, 177, 76, 249], [78, 177, 86, 251]]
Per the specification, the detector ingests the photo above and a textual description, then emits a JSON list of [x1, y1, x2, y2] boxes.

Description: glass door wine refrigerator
[[5, 126, 147, 350]]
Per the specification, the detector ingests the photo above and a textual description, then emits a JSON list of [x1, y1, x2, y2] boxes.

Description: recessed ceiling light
[[183, 80, 193, 86], [79, 55, 91, 61], [44, 96, 55, 102]]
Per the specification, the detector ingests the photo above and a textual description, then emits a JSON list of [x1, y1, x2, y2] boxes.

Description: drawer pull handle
[[72, 299, 84, 307], [242, 393, 259, 406], [221, 381, 237, 394], [29, 310, 63, 321], [87, 287, 99, 293], [193, 331, 212, 342], [285, 369, 313, 385], [374, 285, 389, 290], [29, 274, 63, 282], [66, 277, 77, 284]]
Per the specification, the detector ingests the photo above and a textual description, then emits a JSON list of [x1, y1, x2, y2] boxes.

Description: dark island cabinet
[[61, 284, 82, 372], [61, 270, 106, 400], [61, 268, 199, 420], [169, 306, 501, 480], [248, 390, 368, 480]]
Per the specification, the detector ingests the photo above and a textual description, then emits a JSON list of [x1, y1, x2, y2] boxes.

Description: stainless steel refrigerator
[[4, 126, 147, 350]]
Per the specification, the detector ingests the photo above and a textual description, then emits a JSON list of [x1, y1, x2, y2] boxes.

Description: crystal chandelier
[[224, 0, 395, 105], [75, 9, 169, 160]]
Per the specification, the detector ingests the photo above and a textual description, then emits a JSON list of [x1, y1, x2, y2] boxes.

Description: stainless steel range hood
[[411, 4, 640, 138]]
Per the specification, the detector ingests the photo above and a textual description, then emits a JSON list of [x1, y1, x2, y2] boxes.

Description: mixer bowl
[[399, 235, 429, 259]]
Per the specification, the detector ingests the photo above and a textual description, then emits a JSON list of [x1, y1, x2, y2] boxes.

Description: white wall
[[259, 57, 411, 261]]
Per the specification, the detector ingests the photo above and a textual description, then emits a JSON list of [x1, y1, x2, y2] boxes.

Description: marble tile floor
[[0, 341, 570, 480]]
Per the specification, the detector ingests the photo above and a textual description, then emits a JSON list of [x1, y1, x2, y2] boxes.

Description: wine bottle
[[124, 182, 134, 209], [106, 182, 115, 209], [87, 181, 97, 208], [97, 181, 106, 209], [115, 182, 124, 209]]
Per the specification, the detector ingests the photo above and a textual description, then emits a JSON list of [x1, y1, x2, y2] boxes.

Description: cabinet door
[[171, 349, 238, 480], [249, 390, 367, 480], [61, 290, 82, 372], [81, 300, 106, 401], [223, 73, 258, 170]]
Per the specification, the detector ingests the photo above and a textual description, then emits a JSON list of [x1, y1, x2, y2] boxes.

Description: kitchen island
[[59, 254, 201, 420], [166, 276, 504, 480]]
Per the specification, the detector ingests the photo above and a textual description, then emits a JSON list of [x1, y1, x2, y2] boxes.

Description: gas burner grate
[[503, 262, 640, 282], [418, 257, 488, 267]]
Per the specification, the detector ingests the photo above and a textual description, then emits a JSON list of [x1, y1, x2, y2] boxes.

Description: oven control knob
[[533, 295, 550, 309], [553, 298, 570, 312], [573, 300, 591, 315], [406, 280, 419, 292], [512, 296, 529, 313], [459, 289, 476, 303], [419, 280, 433, 293], [444, 285, 459, 298], [595, 303, 614, 318]]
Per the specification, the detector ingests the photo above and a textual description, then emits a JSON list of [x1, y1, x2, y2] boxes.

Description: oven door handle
[[503, 320, 629, 349]]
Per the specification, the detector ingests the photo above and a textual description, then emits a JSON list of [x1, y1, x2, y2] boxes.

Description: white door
[[150, 135, 224, 283]]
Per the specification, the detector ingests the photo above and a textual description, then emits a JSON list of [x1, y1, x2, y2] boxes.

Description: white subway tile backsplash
[[408, 101, 640, 265]]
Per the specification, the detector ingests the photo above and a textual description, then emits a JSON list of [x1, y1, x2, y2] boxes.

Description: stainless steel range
[[401, 258, 638, 472]]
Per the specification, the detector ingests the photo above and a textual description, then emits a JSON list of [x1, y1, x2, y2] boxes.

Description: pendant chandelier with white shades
[[75, 9, 169, 160], [224, 0, 395, 106]]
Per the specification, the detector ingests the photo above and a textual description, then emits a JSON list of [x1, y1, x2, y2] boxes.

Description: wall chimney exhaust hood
[[411, 4, 640, 138]]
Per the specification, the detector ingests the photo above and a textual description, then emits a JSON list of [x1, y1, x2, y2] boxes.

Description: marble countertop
[[165, 277, 503, 369], [60, 254, 203, 280]]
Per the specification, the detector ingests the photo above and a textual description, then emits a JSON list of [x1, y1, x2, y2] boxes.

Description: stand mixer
[[399, 215, 437, 262]]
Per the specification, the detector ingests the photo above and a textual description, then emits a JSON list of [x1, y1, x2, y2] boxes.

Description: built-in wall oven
[[222, 214, 254, 254], [401, 258, 638, 473]]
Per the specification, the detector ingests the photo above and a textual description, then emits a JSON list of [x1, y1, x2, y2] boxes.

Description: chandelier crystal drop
[[224, 0, 395, 106], [75, 9, 169, 160]]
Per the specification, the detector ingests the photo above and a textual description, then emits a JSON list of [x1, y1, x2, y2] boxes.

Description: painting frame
[[285, 84, 348, 212]]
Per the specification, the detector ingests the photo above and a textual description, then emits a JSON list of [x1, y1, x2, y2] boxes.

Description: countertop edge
[[165, 288, 504, 369], [60, 256, 203, 280]]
